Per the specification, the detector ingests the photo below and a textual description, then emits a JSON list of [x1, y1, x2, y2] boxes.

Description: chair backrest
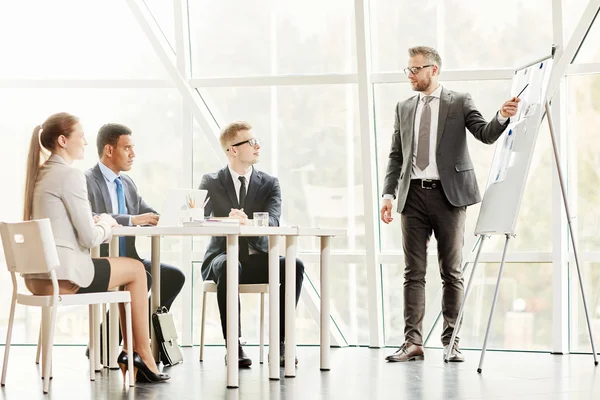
[[0, 219, 60, 275]]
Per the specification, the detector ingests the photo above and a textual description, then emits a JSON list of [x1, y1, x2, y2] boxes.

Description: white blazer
[[29, 154, 113, 287]]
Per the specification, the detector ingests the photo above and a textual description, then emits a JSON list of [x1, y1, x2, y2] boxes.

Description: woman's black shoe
[[117, 351, 170, 383]]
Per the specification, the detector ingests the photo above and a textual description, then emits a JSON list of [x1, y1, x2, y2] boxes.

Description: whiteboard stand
[[447, 100, 598, 371], [544, 100, 598, 366], [476, 233, 513, 372]]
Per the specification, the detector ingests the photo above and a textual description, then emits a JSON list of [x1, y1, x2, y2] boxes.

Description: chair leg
[[88, 306, 95, 381], [42, 305, 57, 394], [1, 299, 17, 386], [93, 304, 101, 372], [260, 293, 265, 364], [199, 291, 207, 362], [102, 304, 108, 369], [40, 307, 49, 381], [35, 323, 42, 365], [124, 302, 134, 387]]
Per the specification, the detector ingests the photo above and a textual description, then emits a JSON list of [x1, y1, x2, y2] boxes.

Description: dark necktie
[[238, 176, 247, 209], [416, 95, 434, 170], [238, 176, 249, 260]]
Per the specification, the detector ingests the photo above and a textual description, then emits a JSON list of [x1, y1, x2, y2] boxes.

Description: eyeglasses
[[403, 65, 434, 75], [230, 137, 260, 148]]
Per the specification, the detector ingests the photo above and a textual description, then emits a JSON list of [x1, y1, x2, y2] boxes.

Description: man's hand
[[499, 97, 521, 118], [380, 199, 394, 224], [131, 213, 159, 226], [229, 208, 250, 225]]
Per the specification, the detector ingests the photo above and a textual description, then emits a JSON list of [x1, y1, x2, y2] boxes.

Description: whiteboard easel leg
[[444, 235, 487, 362], [478, 234, 512, 373], [546, 101, 598, 365]]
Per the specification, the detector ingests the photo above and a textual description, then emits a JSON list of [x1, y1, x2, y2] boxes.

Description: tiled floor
[[0, 345, 599, 399]]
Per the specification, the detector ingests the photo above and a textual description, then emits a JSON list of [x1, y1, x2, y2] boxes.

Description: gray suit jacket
[[84, 163, 156, 259], [383, 87, 508, 212], [30, 154, 113, 287]]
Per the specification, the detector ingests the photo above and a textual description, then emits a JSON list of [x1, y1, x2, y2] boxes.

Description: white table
[[108, 225, 344, 388]]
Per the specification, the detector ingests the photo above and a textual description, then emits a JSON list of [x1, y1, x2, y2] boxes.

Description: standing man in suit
[[199, 121, 304, 368], [85, 123, 185, 311], [381, 46, 519, 363]]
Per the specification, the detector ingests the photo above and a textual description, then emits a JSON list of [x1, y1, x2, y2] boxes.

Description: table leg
[[268, 235, 280, 381], [226, 234, 239, 388], [151, 236, 161, 361], [108, 236, 119, 369], [284, 235, 297, 377], [320, 236, 331, 371]]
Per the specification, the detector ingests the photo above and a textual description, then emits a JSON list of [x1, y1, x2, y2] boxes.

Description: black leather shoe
[[280, 342, 298, 367]]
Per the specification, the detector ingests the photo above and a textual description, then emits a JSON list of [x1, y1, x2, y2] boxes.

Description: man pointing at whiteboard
[[381, 46, 519, 363]]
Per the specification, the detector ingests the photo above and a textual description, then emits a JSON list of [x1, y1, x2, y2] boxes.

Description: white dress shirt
[[383, 85, 508, 200], [98, 161, 131, 226]]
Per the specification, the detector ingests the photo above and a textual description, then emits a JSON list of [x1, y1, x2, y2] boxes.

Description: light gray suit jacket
[[383, 87, 508, 212], [30, 154, 113, 287]]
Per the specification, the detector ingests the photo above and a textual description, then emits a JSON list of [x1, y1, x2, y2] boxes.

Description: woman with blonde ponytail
[[23, 112, 169, 383]]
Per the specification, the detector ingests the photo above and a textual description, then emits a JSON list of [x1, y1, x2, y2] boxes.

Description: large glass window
[[370, 0, 552, 72], [0, 0, 169, 79], [568, 74, 600, 353], [189, 0, 356, 77], [568, 74, 600, 252]]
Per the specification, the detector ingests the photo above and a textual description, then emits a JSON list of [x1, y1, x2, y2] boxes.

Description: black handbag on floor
[[151, 306, 183, 366]]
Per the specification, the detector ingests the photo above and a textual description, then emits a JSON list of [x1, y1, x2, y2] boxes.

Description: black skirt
[[77, 258, 111, 294]]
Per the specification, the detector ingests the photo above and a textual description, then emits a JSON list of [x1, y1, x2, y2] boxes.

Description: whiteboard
[[474, 56, 554, 235]]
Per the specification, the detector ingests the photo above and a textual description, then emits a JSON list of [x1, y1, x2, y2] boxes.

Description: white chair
[[0, 219, 134, 394], [199, 281, 268, 363]]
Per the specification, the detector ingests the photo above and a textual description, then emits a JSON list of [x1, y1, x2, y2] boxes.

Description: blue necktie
[[114, 177, 127, 257]]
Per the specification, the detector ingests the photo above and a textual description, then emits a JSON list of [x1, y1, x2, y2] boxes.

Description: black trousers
[[205, 253, 305, 340], [401, 180, 466, 346]]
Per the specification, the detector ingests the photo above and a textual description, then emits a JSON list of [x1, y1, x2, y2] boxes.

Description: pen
[[202, 196, 210, 209], [515, 83, 529, 99]]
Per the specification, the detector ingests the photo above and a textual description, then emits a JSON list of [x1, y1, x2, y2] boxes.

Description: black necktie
[[238, 176, 249, 260], [238, 176, 247, 209]]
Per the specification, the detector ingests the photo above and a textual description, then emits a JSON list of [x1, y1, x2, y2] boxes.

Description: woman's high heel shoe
[[117, 351, 170, 383], [117, 351, 138, 382]]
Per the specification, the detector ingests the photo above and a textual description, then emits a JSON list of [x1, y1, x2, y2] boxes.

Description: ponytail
[[23, 126, 45, 221], [22, 113, 80, 221]]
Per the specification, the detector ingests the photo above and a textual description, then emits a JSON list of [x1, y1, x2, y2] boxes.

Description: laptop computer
[[157, 188, 208, 227]]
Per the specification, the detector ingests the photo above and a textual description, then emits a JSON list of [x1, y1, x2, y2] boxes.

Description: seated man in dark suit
[[84, 123, 185, 312], [199, 121, 304, 368]]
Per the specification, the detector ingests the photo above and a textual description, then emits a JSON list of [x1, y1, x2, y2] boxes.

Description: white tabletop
[[296, 227, 346, 236], [111, 225, 346, 237]]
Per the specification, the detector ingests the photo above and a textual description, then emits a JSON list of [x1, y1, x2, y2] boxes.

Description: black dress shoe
[[225, 342, 252, 368]]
